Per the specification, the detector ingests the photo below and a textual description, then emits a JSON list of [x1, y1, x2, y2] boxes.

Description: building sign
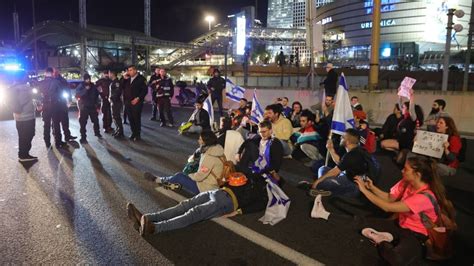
[[322, 17, 332, 25], [361, 19, 396, 29], [364, 0, 400, 7], [236, 16, 246, 55], [364, 0, 399, 14]]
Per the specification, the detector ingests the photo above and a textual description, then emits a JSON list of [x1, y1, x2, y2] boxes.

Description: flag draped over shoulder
[[250, 89, 264, 124], [331, 73, 355, 135], [225, 79, 246, 102], [202, 94, 214, 129]]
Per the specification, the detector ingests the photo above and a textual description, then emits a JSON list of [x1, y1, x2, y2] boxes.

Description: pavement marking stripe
[[155, 187, 323, 266]]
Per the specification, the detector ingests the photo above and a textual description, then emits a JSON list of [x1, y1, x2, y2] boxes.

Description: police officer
[[154, 68, 174, 127], [148, 67, 161, 121], [207, 68, 226, 116], [96, 70, 113, 133], [108, 70, 124, 138], [120, 70, 130, 125], [54, 68, 77, 142], [76, 73, 102, 144], [38, 67, 68, 149]]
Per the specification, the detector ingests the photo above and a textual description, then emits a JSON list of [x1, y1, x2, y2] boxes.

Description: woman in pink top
[[354, 156, 455, 265]]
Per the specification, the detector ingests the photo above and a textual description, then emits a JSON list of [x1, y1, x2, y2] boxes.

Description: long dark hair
[[292, 101, 303, 113], [438, 116, 459, 137], [403, 102, 424, 126], [406, 156, 455, 220]]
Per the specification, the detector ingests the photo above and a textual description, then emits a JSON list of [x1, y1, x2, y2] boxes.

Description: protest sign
[[412, 130, 449, 158], [398, 77, 416, 99]]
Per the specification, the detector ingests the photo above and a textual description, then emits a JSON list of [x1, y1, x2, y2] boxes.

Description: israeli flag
[[202, 94, 215, 129], [250, 89, 264, 124], [331, 73, 355, 135], [225, 79, 246, 102]]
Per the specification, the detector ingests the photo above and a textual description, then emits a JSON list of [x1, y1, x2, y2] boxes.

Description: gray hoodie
[[11, 83, 35, 122]]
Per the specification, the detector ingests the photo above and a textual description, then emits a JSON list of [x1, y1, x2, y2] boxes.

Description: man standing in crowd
[[53, 69, 76, 142], [154, 68, 174, 127], [148, 67, 161, 121], [123, 65, 147, 140], [96, 70, 113, 133], [11, 73, 38, 162], [120, 70, 130, 125], [109, 70, 124, 138], [207, 68, 226, 116], [38, 67, 68, 149], [320, 63, 338, 97], [76, 73, 101, 144], [264, 104, 293, 156], [425, 99, 449, 132]]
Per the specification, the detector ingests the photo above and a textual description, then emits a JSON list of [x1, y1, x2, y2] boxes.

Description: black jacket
[[192, 108, 211, 130], [207, 76, 226, 94], [322, 69, 338, 97], [109, 78, 123, 103], [96, 78, 111, 100], [156, 77, 174, 98], [123, 74, 147, 104], [76, 82, 100, 109], [38, 77, 66, 109], [238, 136, 284, 174]]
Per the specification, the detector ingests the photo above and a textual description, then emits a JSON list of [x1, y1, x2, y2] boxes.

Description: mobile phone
[[361, 175, 368, 181]]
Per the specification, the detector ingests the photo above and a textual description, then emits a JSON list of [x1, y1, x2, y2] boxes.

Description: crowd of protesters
[[8, 63, 463, 265]]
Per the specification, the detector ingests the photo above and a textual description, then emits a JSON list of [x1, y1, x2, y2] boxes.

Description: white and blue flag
[[202, 94, 215, 129], [225, 78, 246, 102], [250, 89, 264, 124], [331, 73, 355, 135]]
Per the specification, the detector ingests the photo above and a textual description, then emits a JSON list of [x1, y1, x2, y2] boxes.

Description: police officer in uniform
[[207, 68, 226, 116], [154, 68, 174, 127], [54, 68, 77, 142], [76, 73, 102, 144], [96, 70, 113, 133], [38, 67, 68, 149], [148, 67, 161, 121], [108, 70, 124, 138]]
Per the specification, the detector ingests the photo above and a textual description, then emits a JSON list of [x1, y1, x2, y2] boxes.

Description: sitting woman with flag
[[143, 131, 225, 195], [178, 96, 211, 135]]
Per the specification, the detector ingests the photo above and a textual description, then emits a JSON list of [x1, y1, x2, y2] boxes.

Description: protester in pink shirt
[[354, 156, 455, 265]]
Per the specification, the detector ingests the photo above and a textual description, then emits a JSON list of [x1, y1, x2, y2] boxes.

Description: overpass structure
[[19, 20, 307, 72]]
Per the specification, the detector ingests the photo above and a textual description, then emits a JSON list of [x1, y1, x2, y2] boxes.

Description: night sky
[[0, 0, 268, 43]]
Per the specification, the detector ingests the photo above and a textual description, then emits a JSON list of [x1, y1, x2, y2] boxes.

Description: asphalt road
[[1, 106, 473, 265]]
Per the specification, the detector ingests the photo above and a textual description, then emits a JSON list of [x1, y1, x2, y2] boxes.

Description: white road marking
[[155, 187, 323, 266]]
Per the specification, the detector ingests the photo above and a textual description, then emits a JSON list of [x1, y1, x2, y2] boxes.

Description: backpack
[[210, 155, 235, 186], [358, 147, 381, 182]]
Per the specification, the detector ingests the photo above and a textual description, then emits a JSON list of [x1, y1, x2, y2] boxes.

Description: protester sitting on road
[[238, 98, 248, 115], [435, 116, 462, 178], [355, 156, 455, 266], [127, 172, 269, 236], [381, 96, 424, 164], [290, 110, 324, 167], [374, 104, 402, 141], [351, 96, 363, 111], [281, 97, 292, 117], [235, 120, 284, 184], [264, 104, 293, 156], [425, 99, 449, 132], [143, 131, 225, 195], [290, 101, 303, 128], [180, 96, 211, 134], [303, 128, 373, 197]]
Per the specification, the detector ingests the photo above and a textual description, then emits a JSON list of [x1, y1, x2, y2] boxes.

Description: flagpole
[[325, 132, 332, 167]]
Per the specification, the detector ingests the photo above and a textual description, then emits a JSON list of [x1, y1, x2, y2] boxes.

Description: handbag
[[418, 192, 457, 261]]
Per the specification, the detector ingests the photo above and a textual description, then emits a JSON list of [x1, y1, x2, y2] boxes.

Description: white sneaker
[[361, 228, 394, 244]]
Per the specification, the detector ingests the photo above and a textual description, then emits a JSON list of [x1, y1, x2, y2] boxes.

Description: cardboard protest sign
[[398, 77, 416, 100], [412, 130, 449, 158]]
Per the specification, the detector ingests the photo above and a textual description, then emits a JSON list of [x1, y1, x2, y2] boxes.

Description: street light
[[205, 15, 215, 31], [442, 8, 464, 91]]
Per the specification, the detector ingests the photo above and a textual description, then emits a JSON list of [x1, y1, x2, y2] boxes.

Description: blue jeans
[[160, 172, 200, 195], [316, 166, 360, 197], [145, 190, 234, 233]]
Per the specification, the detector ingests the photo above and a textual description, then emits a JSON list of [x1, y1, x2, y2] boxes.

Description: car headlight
[[32, 88, 38, 94], [63, 92, 70, 99]]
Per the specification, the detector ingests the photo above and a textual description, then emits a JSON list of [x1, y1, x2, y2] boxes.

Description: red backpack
[[364, 130, 377, 154]]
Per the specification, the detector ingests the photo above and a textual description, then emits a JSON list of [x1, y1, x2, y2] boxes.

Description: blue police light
[[3, 63, 22, 71]]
